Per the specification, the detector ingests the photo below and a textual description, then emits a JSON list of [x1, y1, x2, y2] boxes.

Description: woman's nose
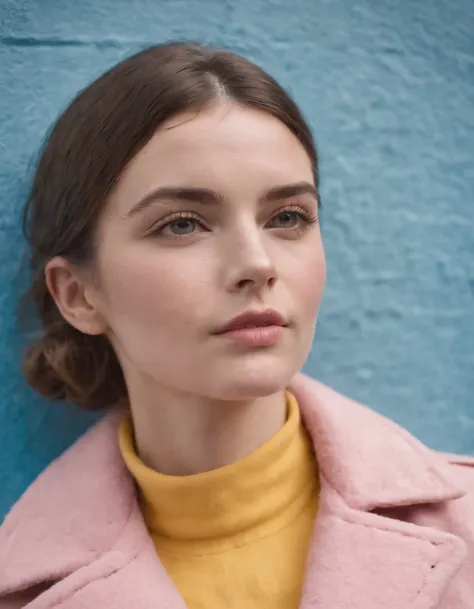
[[223, 233, 278, 294]]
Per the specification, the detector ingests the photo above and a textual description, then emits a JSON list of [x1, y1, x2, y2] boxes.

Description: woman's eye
[[169, 218, 196, 234], [269, 211, 300, 228], [278, 211, 299, 227], [162, 218, 198, 236]]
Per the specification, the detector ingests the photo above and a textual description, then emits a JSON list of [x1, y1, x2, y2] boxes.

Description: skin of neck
[[127, 381, 287, 476]]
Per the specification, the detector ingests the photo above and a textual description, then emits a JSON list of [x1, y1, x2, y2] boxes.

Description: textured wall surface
[[0, 0, 473, 518]]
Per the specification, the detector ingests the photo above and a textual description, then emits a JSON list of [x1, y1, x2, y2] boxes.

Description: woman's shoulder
[[1, 405, 130, 527], [0, 406, 135, 597], [291, 373, 474, 501]]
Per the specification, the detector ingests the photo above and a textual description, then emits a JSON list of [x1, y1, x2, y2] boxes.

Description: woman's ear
[[45, 257, 107, 336]]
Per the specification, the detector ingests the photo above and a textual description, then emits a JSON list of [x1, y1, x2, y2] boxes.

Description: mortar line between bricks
[[0, 36, 150, 49]]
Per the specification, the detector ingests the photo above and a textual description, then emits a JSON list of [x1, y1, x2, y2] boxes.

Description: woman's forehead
[[111, 104, 314, 213]]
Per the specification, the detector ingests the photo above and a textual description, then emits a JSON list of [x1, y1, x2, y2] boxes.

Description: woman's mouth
[[212, 309, 288, 347]]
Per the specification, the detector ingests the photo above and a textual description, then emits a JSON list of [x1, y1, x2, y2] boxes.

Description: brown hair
[[20, 41, 319, 410]]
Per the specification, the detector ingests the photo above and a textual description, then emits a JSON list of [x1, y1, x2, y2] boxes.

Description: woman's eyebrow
[[126, 181, 318, 218], [126, 187, 224, 217], [261, 182, 319, 205]]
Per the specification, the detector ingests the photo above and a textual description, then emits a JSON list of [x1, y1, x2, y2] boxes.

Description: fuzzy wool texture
[[0, 375, 473, 608]]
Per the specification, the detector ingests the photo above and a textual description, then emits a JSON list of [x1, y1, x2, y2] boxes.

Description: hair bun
[[22, 326, 125, 410]]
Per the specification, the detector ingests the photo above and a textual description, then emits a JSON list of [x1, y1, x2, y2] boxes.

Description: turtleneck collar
[[119, 391, 318, 552]]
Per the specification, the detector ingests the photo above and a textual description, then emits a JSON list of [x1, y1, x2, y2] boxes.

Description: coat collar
[[0, 374, 467, 608], [291, 375, 463, 510]]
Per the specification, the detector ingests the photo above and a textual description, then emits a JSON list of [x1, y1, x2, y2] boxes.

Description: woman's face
[[93, 102, 326, 400]]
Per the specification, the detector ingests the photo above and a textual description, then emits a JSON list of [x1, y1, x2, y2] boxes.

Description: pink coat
[[1, 374, 473, 608]]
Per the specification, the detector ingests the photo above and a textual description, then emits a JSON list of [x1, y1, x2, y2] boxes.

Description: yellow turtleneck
[[118, 391, 319, 609]]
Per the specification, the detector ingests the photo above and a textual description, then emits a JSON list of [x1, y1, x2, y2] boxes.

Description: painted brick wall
[[0, 0, 473, 518]]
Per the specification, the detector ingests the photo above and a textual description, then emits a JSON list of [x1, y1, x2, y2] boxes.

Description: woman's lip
[[214, 309, 287, 334], [215, 325, 285, 347]]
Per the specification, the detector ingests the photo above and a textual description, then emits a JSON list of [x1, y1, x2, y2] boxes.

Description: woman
[[0, 42, 473, 609]]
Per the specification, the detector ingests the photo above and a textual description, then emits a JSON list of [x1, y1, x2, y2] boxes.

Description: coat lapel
[[299, 484, 466, 608], [292, 376, 467, 608]]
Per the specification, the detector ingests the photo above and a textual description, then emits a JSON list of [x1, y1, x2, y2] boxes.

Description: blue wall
[[1, 0, 473, 519]]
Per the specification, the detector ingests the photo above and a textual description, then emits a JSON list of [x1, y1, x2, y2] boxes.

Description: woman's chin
[[207, 348, 307, 401], [210, 367, 296, 401]]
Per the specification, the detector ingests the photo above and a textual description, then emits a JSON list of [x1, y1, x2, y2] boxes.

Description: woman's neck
[[128, 384, 287, 476]]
